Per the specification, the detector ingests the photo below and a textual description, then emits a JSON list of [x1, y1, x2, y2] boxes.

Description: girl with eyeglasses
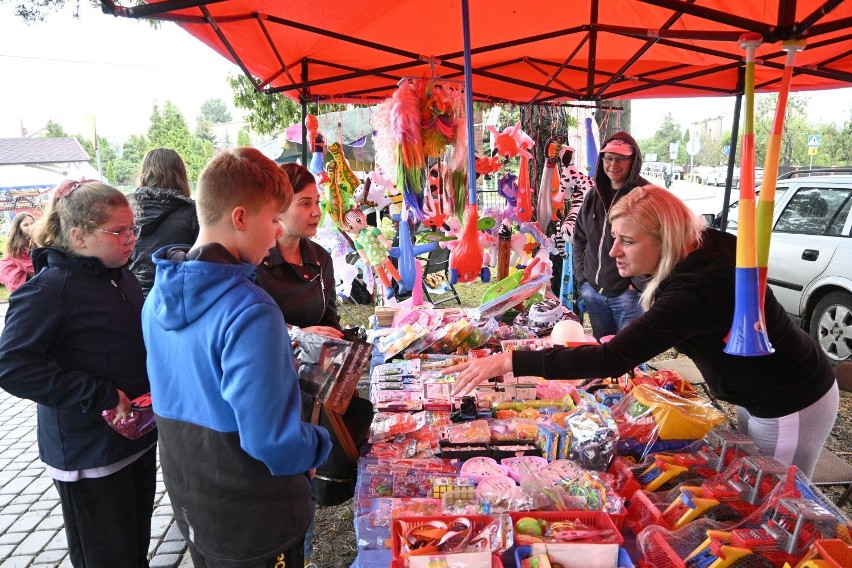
[[0, 212, 36, 292], [0, 181, 156, 568]]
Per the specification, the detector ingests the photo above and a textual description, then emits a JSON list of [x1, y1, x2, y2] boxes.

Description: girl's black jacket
[[0, 248, 156, 471]]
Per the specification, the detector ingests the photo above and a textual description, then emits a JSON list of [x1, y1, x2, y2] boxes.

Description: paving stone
[[163, 523, 184, 542], [0, 534, 26, 546], [20, 479, 51, 497], [0, 506, 29, 517], [150, 515, 172, 540], [7, 513, 46, 534], [0, 496, 13, 509], [0, 479, 33, 496], [0, 545, 14, 560], [32, 548, 65, 566], [0, 555, 35, 567], [33, 516, 62, 532], [13, 531, 54, 556], [150, 553, 181, 568], [9, 495, 39, 507], [26, 501, 55, 513], [154, 540, 187, 555], [44, 531, 66, 552], [58, 557, 73, 568], [0, 516, 16, 534]]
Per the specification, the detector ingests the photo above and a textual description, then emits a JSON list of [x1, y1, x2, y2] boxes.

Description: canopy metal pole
[[461, 0, 476, 205], [720, 82, 743, 231], [301, 60, 309, 166]]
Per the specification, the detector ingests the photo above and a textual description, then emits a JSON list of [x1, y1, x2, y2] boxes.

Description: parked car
[[736, 167, 764, 189], [705, 169, 852, 363], [688, 166, 716, 184], [672, 165, 684, 180], [706, 166, 741, 187]]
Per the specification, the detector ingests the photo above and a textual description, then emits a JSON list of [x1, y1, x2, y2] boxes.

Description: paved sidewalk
[[0, 302, 192, 567]]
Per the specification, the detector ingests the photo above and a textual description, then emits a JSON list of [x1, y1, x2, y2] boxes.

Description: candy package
[[102, 393, 156, 440]]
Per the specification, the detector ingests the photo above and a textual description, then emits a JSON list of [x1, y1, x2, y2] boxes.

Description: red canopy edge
[[99, 0, 852, 104]]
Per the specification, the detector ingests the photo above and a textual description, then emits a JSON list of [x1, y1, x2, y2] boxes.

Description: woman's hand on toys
[[444, 351, 513, 396], [301, 325, 344, 339], [111, 389, 132, 424]]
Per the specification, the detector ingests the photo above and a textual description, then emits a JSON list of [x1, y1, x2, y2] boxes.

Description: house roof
[[0, 138, 91, 166]]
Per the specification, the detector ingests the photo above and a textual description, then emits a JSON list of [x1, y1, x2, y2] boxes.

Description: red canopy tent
[[99, 0, 851, 104]]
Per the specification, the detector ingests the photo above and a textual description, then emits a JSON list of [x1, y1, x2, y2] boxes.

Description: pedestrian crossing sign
[[808, 135, 822, 147]]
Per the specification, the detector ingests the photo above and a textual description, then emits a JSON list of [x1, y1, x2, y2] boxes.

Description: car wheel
[[810, 291, 852, 362]]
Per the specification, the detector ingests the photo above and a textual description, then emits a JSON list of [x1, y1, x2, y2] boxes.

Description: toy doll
[[342, 206, 402, 298]]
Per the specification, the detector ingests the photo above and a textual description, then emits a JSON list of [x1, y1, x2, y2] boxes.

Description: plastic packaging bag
[[102, 393, 156, 440], [291, 328, 371, 413]]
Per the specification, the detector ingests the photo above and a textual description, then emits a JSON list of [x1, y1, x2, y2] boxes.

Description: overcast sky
[[2, 3, 850, 146]]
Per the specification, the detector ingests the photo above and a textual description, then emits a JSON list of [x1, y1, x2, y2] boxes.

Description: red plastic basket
[[391, 514, 495, 559], [802, 539, 852, 567], [389, 553, 503, 567], [509, 510, 624, 546]]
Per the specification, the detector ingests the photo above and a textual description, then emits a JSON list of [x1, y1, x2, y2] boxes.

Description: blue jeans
[[579, 281, 644, 340]]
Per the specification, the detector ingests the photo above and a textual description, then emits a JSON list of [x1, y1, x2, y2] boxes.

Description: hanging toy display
[[353, 176, 393, 213], [515, 128, 535, 223], [557, 144, 595, 241], [322, 161, 355, 230], [327, 142, 361, 196], [306, 114, 325, 176], [342, 206, 403, 299], [486, 122, 532, 161], [391, 79, 427, 220], [422, 163, 454, 231], [389, 204, 437, 295], [368, 168, 404, 219]]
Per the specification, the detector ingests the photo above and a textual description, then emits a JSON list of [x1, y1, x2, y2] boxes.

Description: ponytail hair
[[609, 185, 705, 310], [32, 181, 130, 252]]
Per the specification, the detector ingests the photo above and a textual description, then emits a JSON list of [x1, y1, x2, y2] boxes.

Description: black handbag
[[305, 395, 373, 506]]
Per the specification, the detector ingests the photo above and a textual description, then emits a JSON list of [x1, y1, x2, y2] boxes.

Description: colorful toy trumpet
[[724, 33, 774, 357]]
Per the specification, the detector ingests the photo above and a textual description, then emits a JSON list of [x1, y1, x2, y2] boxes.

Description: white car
[[688, 166, 716, 184], [707, 169, 852, 362], [706, 166, 741, 187]]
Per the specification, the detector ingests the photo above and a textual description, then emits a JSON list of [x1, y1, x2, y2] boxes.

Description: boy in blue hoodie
[[142, 147, 331, 568]]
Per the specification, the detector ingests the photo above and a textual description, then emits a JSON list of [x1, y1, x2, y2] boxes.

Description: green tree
[[122, 134, 149, 164], [639, 113, 687, 165], [237, 127, 252, 147], [200, 98, 232, 124], [42, 119, 68, 138], [111, 158, 138, 186], [148, 101, 215, 180], [195, 119, 216, 144], [228, 74, 347, 136]]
